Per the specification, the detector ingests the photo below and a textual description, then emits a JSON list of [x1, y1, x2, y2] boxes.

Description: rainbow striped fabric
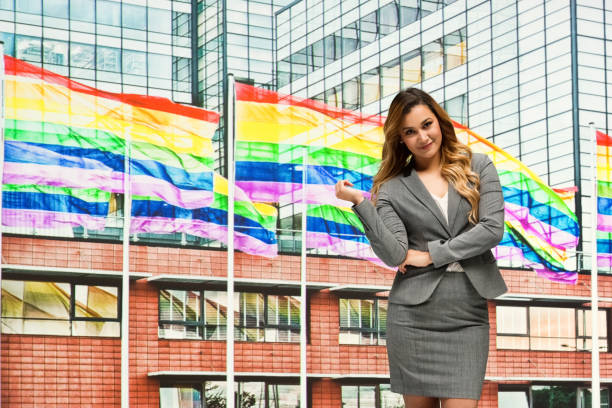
[[596, 131, 612, 268], [235, 83, 380, 206], [3, 56, 277, 257], [4, 55, 219, 209], [131, 174, 278, 258], [236, 84, 579, 281]]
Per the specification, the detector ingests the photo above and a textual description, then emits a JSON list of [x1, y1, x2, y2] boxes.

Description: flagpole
[[300, 146, 308, 407], [589, 121, 600, 408], [120, 122, 133, 407], [0, 42, 5, 377], [226, 73, 236, 408]]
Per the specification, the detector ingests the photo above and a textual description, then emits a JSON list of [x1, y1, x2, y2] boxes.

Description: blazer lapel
[[399, 169, 452, 236]]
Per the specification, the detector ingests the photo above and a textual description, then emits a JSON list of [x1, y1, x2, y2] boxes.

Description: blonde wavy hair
[[372, 88, 481, 224]]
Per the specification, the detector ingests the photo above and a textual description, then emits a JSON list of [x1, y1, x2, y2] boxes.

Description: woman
[[335, 88, 507, 408]]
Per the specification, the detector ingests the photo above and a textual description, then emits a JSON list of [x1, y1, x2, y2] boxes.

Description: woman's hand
[[335, 180, 365, 205], [399, 249, 433, 272]]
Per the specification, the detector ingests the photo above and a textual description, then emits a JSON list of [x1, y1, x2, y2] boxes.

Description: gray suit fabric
[[351, 152, 507, 399], [352, 152, 508, 305]]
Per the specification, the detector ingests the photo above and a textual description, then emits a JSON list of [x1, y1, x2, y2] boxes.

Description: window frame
[[1, 276, 121, 337], [495, 303, 610, 352], [157, 287, 301, 342], [338, 296, 388, 346]]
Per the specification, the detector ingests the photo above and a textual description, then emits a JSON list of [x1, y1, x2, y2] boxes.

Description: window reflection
[[402, 50, 421, 87], [379, 3, 399, 36], [1, 280, 119, 337], [339, 298, 387, 345], [16, 35, 41, 63], [422, 40, 443, 80], [342, 385, 398, 408], [70, 0, 94, 22], [97, 0, 120, 26], [496, 305, 608, 351], [160, 386, 202, 408], [342, 22, 360, 56], [148, 53, 172, 79], [381, 59, 400, 98], [123, 50, 146, 75], [149, 7, 172, 34], [16, 0, 40, 14], [444, 28, 467, 71], [43, 39, 68, 65], [361, 68, 380, 106], [70, 42, 95, 68], [122, 3, 146, 30], [97, 46, 121, 72], [43, 0, 67, 18]]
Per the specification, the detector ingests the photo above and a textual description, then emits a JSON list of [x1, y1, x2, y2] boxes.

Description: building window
[[381, 58, 400, 99], [2, 279, 120, 337], [160, 382, 300, 407], [496, 305, 608, 352], [444, 94, 468, 126], [422, 39, 443, 80], [444, 28, 467, 71], [70, 42, 95, 69], [158, 290, 300, 342], [97, 46, 121, 72], [16, 35, 41, 63], [499, 385, 610, 408], [339, 298, 387, 345], [235, 292, 300, 342], [341, 384, 402, 408], [401, 49, 421, 87], [361, 68, 380, 107]]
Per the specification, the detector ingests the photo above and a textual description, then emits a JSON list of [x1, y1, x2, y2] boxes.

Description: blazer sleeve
[[427, 154, 505, 268], [351, 187, 408, 267]]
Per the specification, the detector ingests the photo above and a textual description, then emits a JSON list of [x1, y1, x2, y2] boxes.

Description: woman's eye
[[423, 121, 431, 128]]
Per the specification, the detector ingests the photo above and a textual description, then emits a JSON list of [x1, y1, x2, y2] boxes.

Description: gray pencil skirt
[[386, 272, 490, 400]]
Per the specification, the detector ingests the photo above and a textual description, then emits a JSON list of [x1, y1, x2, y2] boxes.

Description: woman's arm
[[426, 154, 504, 267], [349, 186, 409, 267]]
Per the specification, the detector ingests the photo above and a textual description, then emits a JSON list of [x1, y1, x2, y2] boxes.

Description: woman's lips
[[421, 141, 433, 150]]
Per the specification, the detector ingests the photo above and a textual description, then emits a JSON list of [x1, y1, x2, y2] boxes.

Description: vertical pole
[[589, 121, 600, 408], [300, 147, 308, 407], [0, 43, 6, 384], [226, 74, 236, 408], [121, 121, 133, 408]]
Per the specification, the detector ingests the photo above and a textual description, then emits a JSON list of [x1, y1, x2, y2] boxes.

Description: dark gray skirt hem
[[389, 383, 483, 400]]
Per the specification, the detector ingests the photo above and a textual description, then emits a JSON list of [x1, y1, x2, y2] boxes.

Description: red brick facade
[[2, 236, 610, 407]]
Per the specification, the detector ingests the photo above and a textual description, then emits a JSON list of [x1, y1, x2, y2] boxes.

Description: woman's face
[[399, 104, 443, 163]]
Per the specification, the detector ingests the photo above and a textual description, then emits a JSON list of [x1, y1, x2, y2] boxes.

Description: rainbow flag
[[235, 84, 579, 281], [596, 130, 612, 268], [306, 204, 385, 268], [131, 174, 278, 258], [235, 82, 380, 206], [2, 184, 110, 231], [4, 56, 219, 209], [455, 123, 579, 283]]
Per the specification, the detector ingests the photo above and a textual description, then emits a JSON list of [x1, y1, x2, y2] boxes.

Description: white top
[[429, 190, 464, 272]]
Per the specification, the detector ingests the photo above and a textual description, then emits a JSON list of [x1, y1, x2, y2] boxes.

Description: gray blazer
[[353, 152, 508, 305]]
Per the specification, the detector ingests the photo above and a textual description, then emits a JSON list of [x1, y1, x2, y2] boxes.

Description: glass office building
[[0, 0, 194, 103]]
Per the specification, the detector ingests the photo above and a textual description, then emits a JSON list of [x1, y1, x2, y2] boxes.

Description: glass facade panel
[[499, 390, 529, 408], [43, 39, 68, 65], [16, 0, 40, 14], [149, 8, 172, 34], [70, 42, 95, 68], [16, 35, 41, 63], [97, 0, 120, 26], [361, 68, 380, 106], [381, 59, 400, 98], [423, 40, 443, 79], [402, 50, 421, 86], [43, 0, 67, 18], [97, 46, 121, 72], [445, 28, 467, 71], [148, 53, 172, 79], [122, 3, 146, 30], [70, 0, 94, 22]]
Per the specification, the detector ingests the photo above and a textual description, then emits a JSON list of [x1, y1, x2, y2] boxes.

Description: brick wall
[[2, 236, 612, 407]]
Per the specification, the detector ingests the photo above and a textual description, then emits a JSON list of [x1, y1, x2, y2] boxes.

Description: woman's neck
[[413, 153, 442, 173]]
